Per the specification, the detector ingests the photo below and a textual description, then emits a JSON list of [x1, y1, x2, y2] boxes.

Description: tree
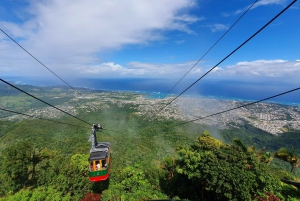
[[46, 153, 94, 200], [0, 141, 33, 194], [161, 131, 282, 201], [274, 147, 299, 173], [254, 147, 273, 165], [161, 157, 176, 179], [102, 165, 167, 201], [28, 147, 51, 186], [0, 186, 71, 201], [236, 142, 273, 166]]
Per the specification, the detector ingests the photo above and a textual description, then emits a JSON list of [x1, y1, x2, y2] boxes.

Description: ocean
[[3, 77, 300, 106], [77, 78, 300, 106]]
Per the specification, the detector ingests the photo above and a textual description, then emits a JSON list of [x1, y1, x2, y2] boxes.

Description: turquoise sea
[[141, 91, 300, 106], [4, 77, 300, 106]]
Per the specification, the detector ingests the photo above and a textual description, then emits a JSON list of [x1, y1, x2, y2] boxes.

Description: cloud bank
[[77, 61, 203, 78], [212, 59, 300, 84], [222, 0, 287, 17], [75, 59, 300, 85], [0, 0, 199, 77]]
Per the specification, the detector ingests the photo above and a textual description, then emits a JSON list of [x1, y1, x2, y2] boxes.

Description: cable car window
[[96, 161, 100, 170], [102, 159, 107, 168], [90, 161, 93, 171]]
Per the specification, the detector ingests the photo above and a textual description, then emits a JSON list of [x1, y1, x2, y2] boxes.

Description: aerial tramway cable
[[161, 0, 259, 100], [0, 78, 92, 126], [0, 107, 87, 128], [175, 86, 300, 127], [0, 29, 74, 90], [156, 0, 297, 115], [0, 28, 101, 112]]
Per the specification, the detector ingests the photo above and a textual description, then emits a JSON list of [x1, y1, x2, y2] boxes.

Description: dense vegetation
[[222, 122, 300, 152], [160, 131, 299, 200], [1, 85, 300, 200]]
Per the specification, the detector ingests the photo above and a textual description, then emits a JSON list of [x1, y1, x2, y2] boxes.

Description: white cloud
[[77, 62, 147, 76], [253, 0, 286, 8], [212, 59, 300, 83], [211, 67, 223, 72], [174, 14, 202, 23], [127, 61, 204, 77], [76, 60, 203, 78], [208, 24, 229, 32], [0, 0, 199, 77], [174, 40, 185, 44], [222, 0, 286, 17]]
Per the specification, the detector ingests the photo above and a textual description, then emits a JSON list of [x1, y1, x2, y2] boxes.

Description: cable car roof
[[90, 142, 110, 153], [89, 142, 111, 161], [88, 150, 108, 161]]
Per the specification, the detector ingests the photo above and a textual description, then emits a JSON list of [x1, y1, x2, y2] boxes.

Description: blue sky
[[0, 0, 299, 100]]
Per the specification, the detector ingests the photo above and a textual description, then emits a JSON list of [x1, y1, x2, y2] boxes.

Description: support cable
[[0, 29, 75, 90], [0, 107, 87, 128], [0, 78, 92, 126], [162, 0, 258, 99], [0, 28, 101, 112], [175, 86, 300, 127], [156, 0, 297, 115]]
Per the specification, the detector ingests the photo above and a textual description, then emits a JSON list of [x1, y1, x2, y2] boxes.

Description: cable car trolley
[[88, 124, 111, 182]]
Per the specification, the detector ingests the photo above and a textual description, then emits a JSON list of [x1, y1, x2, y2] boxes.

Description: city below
[[2, 87, 299, 135]]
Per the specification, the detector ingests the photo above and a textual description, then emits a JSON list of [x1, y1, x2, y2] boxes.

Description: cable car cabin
[[88, 142, 111, 182], [88, 124, 111, 182]]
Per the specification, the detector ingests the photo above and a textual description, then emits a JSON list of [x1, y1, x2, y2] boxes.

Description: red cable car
[[88, 124, 112, 182]]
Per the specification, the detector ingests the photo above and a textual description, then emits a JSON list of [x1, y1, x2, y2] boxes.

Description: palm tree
[[259, 151, 273, 165], [233, 140, 273, 170], [233, 138, 247, 153], [274, 147, 299, 173], [161, 157, 176, 179], [28, 147, 50, 185], [248, 146, 273, 165]]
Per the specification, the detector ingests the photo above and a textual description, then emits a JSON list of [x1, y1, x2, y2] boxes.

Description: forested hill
[[0, 85, 300, 200]]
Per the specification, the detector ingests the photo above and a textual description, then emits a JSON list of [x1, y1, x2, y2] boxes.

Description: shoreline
[[2, 81, 299, 107], [133, 90, 300, 107]]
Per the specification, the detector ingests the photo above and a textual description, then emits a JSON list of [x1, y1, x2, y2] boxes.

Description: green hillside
[[0, 85, 300, 200]]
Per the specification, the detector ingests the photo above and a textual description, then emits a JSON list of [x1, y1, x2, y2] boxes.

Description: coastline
[[136, 90, 300, 107], [2, 78, 300, 107]]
